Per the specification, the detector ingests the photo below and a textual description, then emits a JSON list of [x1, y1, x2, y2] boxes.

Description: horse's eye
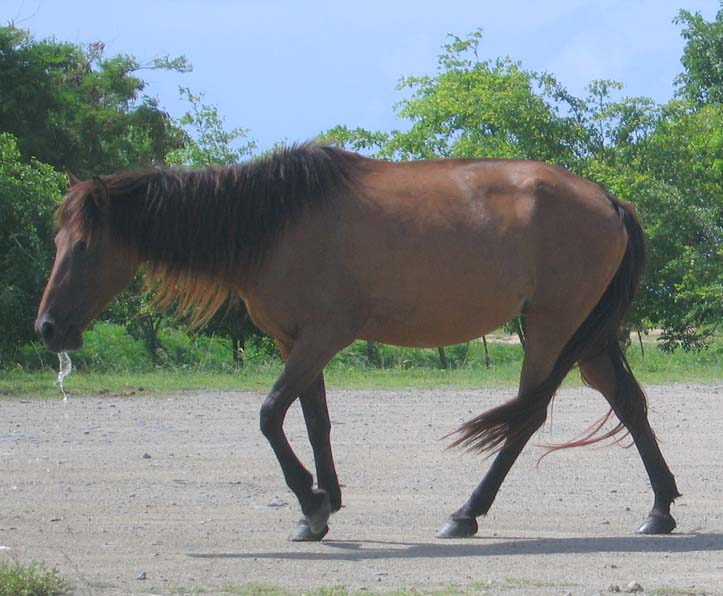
[[73, 240, 88, 254]]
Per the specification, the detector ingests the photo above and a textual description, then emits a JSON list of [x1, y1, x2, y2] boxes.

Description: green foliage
[[326, 340, 524, 379], [675, 4, 723, 105], [156, 323, 259, 370], [0, 24, 195, 361], [638, 102, 723, 349], [328, 31, 588, 167], [0, 25, 188, 175], [327, 34, 666, 174], [167, 87, 256, 167], [16, 322, 148, 372], [4, 336, 723, 398], [14, 321, 281, 373], [0, 560, 71, 596], [0, 133, 65, 361], [333, 341, 474, 370]]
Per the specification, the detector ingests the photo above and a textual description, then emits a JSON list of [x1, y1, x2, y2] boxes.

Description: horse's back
[[243, 157, 627, 349], [336, 158, 625, 346]]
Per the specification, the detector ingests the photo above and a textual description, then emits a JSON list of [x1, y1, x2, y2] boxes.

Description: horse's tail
[[449, 193, 646, 454]]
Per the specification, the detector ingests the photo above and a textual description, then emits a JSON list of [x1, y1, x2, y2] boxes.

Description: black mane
[[111, 143, 361, 271], [60, 143, 364, 321]]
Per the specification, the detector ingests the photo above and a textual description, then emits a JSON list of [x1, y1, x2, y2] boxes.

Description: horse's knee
[[259, 399, 281, 438]]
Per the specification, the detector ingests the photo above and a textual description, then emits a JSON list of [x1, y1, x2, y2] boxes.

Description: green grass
[[2, 349, 723, 399], [0, 369, 281, 399], [0, 366, 525, 399], [2, 324, 722, 399], [0, 560, 71, 596], [625, 338, 723, 384]]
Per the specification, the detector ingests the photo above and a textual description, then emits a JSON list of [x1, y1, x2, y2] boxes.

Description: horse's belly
[[358, 280, 526, 348], [351, 231, 533, 347]]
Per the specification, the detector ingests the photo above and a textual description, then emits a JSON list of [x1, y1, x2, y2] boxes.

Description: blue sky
[[3, 1, 719, 152]]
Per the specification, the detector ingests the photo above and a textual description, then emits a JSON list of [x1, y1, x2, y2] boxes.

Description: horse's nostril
[[41, 320, 55, 341]]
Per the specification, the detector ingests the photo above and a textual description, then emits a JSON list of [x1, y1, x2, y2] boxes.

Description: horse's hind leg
[[289, 374, 342, 542], [437, 407, 550, 538], [438, 310, 575, 538], [579, 344, 680, 534]]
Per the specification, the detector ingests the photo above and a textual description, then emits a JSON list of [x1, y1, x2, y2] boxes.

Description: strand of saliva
[[56, 351, 72, 401]]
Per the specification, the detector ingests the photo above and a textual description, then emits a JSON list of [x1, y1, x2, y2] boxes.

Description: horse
[[35, 143, 680, 541]]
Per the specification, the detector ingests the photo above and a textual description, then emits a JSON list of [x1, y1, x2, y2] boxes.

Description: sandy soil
[[1, 384, 722, 595]]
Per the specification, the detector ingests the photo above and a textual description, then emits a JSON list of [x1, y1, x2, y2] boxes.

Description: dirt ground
[[1, 384, 722, 595]]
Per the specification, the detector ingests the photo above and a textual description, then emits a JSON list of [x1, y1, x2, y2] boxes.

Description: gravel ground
[[1, 384, 722, 595]]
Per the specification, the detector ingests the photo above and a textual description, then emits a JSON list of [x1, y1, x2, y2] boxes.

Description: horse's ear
[[91, 176, 110, 210], [67, 172, 81, 189]]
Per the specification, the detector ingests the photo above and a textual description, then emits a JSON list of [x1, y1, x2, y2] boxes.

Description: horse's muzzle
[[34, 314, 83, 353]]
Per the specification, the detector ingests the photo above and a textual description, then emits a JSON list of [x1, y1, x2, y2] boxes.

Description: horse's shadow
[[188, 532, 723, 561]]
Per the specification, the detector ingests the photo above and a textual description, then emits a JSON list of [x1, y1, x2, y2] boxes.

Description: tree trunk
[[232, 336, 241, 366], [141, 313, 163, 364], [366, 341, 382, 367], [437, 346, 449, 369], [482, 335, 490, 368], [514, 317, 526, 350], [233, 313, 254, 367]]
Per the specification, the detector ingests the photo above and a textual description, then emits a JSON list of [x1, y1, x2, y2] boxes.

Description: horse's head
[[35, 178, 138, 353]]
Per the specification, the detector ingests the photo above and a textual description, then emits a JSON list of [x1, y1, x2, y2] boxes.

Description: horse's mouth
[[41, 324, 84, 353]]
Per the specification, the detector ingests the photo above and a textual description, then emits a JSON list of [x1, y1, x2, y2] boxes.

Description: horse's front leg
[[288, 374, 342, 541], [260, 339, 339, 541]]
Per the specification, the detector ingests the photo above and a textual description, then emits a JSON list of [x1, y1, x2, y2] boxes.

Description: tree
[[0, 25, 190, 361], [0, 133, 64, 361], [675, 4, 723, 105], [328, 31, 587, 167], [167, 87, 256, 167], [636, 102, 723, 349], [0, 25, 188, 176]]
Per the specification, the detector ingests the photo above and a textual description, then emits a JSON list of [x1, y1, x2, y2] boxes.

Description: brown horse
[[35, 144, 680, 541]]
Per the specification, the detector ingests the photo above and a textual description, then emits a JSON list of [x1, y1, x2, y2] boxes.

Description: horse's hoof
[[436, 516, 478, 539], [289, 518, 329, 542], [304, 490, 332, 535], [637, 512, 676, 534]]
